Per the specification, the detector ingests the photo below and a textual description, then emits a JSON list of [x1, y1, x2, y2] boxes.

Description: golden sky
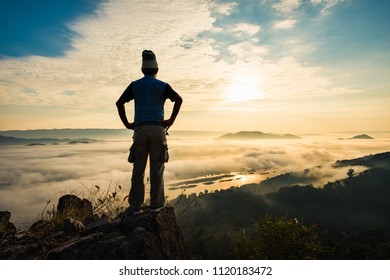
[[1, 0, 389, 133]]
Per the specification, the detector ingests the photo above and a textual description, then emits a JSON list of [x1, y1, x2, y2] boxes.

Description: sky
[[0, 0, 389, 133]]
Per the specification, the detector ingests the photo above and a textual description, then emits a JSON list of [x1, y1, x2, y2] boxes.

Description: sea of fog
[[1, 129, 389, 229]]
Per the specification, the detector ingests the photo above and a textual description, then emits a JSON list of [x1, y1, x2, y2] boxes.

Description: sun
[[224, 76, 262, 102]]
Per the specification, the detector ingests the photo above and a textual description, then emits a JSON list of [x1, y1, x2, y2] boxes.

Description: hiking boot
[[125, 208, 142, 215], [150, 205, 165, 213]]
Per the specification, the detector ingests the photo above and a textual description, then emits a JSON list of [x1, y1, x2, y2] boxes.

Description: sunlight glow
[[224, 76, 262, 102]]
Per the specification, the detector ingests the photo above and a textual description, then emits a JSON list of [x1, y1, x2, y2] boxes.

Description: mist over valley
[[0, 129, 389, 232]]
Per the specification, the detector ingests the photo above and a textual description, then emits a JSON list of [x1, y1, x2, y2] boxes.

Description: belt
[[135, 121, 166, 128]]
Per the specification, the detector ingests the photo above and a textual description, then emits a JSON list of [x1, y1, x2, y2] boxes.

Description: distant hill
[[0, 129, 130, 141], [0, 134, 100, 146], [334, 151, 390, 167], [218, 131, 301, 140], [349, 134, 374, 139]]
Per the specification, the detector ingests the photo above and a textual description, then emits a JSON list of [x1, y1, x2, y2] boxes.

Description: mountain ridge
[[218, 131, 301, 140], [0, 134, 100, 146], [350, 134, 374, 139]]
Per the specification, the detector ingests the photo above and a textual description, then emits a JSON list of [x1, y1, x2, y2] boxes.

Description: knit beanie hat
[[142, 50, 158, 69]]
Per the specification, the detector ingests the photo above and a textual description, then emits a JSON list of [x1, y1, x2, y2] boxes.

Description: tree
[[231, 214, 324, 259], [347, 168, 356, 179]]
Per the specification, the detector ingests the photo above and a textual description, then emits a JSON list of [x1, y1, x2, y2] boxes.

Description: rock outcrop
[[0, 195, 188, 260], [56, 194, 94, 222], [0, 211, 16, 235]]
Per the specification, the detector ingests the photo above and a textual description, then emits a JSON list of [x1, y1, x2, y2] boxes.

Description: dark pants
[[129, 125, 166, 210]]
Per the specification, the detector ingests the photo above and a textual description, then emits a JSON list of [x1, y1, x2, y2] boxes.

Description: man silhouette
[[116, 50, 182, 214]]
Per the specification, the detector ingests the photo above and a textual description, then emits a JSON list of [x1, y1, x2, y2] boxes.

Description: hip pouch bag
[[128, 144, 135, 163], [160, 144, 169, 163]]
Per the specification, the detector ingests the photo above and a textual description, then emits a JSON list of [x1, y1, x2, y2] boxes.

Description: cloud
[[273, 0, 302, 14], [273, 0, 347, 15], [0, 0, 218, 110], [228, 41, 269, 61], [273, 19, 297, 30], [261, 56, 359, 98], [1, 134, 389, 229], [209, 1, 237, 16], [310, 0, 349, 15], [0, 142, 132, 228], [229, 23, 261, 37], [0, 0, 357, 116]]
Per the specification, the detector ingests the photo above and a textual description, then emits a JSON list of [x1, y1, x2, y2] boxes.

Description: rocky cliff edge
[[0, 194, 188, 260]]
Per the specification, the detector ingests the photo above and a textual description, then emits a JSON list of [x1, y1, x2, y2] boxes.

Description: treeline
[[170, 153, 390, 259]]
